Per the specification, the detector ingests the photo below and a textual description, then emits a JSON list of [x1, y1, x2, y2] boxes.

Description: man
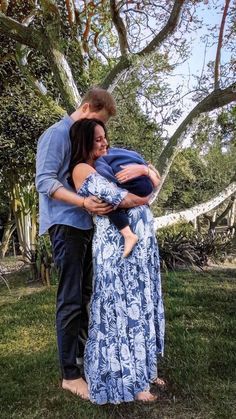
[[36, 87, 150, 398]]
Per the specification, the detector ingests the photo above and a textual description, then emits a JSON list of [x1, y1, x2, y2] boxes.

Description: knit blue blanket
[[95, 147, 147, 184]]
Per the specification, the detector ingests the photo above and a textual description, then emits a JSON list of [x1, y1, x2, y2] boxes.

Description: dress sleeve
[[81, 172, 128, 207]]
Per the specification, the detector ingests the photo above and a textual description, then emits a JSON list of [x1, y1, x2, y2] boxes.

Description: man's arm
[[35, 127, 65, 196], [53, 187, 113, 214], [35, 128, 112, 215]]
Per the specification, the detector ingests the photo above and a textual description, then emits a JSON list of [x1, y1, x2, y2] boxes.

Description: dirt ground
[[0, 256, 26, 274]]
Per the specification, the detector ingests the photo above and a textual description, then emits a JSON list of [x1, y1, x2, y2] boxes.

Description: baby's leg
[[108, 210, 138, 257], [120, 226, 138, 257]]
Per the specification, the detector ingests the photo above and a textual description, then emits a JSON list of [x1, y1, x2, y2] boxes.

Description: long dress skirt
[[78, 172, 165, 404]]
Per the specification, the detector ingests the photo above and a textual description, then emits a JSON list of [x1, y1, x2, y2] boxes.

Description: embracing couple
[[36, 88, 165, 405]]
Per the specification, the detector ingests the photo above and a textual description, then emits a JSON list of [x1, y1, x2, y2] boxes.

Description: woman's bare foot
[[152, 377, 166, 388], [123, 233, 139, 257], [62, 377, 89, 399], [135, 390, 157, 402]]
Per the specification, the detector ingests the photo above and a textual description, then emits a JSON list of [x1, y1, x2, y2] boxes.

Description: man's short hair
[[80, 87, 116, 117]]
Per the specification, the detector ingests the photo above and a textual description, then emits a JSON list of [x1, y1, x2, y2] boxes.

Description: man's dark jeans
[[49, 224, 93, 380]]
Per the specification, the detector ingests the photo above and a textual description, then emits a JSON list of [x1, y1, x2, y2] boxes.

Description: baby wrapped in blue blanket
[[95, 147, 154, 256]]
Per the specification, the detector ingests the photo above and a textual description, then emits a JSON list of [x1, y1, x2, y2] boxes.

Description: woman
[[69, 119, 165, 404]]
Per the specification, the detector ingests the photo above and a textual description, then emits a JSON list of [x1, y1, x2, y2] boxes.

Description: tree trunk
[[10, 182, 38, 279], [42, 46, 81, 113], [154, 181, 236, 230], [0, 209, 15, 258], [157, 85, 236, 188]]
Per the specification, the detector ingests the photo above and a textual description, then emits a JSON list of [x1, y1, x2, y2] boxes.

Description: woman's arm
[[72, 163, 150, 210], [69, 164, 112, 214], [118, 193, 150, 208], [53, 186, 113, 214]]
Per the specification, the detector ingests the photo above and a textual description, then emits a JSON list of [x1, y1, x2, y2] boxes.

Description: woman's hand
[[116, 163, 161, 189], [115, 164, 148, 183], [147, 165, 161, 189], [147, 163, 161, 180]]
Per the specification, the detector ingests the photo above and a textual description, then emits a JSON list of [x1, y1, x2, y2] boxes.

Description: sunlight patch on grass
[[1, 325, 55, 354]]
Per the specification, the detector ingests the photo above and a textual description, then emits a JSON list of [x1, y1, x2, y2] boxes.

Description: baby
[[95, 147, 156, 257]]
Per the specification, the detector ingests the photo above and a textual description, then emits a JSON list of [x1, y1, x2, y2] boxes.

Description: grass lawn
[[0, 267, 235, 418]]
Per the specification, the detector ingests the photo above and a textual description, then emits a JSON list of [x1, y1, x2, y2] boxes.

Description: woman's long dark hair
[[68, 118, 108, 187]]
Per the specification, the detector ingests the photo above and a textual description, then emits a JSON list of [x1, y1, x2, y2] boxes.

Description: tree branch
[[0, 3, 81, 112], [154, 180, 236, 230], [214, 0, 231, 89], [41, 47, 81, 112], [0, 12, 40, 49], [212, 195, 235, 227], [110, 0, 129, 55], [158, 83, 236, 178], [15, 45, 64, 116], [101, 55, 131, 90], [39, 0, 61, 43], [0, 0, 9, 13], [101, 0, 185, 90], [138, 0, 185, 56], [39, 0, 81, 111], [65, 0, 76, 27]]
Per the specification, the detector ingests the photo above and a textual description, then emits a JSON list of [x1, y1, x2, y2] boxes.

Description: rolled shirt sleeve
[[36, 126, 69, 197]]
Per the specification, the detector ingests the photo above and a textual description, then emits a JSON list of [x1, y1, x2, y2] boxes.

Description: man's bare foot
[[62, 378, 89, 399], [152, 377, 166, 388], [123, 233, 139, 257], [135, 390, 157, 402]]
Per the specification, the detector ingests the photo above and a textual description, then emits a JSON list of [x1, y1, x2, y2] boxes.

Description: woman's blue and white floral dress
[[78, 172, 165, 405]]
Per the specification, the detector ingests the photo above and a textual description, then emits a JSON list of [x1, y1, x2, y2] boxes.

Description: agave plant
[[158, 230, 233, 270]]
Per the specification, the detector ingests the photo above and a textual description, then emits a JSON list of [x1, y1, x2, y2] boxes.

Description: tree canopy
[[0, 0, 235, 232]]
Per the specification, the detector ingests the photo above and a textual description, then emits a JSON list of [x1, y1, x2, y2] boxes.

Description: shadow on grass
[[0, 269, 235, 418], [0, 344, 178, 419], [0, 286, 175, 419], [162, 269, 236, 418]]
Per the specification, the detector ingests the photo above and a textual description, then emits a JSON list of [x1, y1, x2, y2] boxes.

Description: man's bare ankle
[[62, 377, 89, 399], [62, 377, 85, 385], [63, 378, 80, 382]]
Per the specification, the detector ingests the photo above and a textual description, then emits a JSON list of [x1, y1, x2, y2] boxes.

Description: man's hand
[[84, 196, 113, 215], [115, 164, 147, 183]]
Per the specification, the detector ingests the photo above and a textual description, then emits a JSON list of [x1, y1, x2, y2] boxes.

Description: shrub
[[158, 225, 233, 270]]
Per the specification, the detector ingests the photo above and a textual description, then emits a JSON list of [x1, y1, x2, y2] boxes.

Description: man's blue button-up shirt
[[36, 115, 93, 235]]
